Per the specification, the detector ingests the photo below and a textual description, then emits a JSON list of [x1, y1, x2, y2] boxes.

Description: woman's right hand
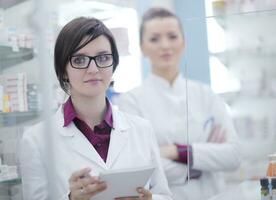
[[69, 167, 107, 200], [207, 124, 226, 143]]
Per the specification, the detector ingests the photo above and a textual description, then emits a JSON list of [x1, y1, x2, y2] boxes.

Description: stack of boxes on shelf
[[0, 165, 18, 182], [260, 154, 276, 199], [0, 72, 40, 113], [0, 73, 27, 112], [27, 83, 40, 111], [212, 0, 276, 15], [0, 129, 19, 183], [0, 127, 21, 200]]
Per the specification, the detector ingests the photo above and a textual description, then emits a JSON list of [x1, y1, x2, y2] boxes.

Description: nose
[[160, 38, 170, 49], [87, 59, 99, 73]]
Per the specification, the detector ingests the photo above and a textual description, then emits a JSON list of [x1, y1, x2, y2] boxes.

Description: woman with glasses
[[19, 17, 172, 200], [114, 7, 241, 200]]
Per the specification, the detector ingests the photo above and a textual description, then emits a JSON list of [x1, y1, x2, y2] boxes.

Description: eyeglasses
[[70, 54, 114, 69]]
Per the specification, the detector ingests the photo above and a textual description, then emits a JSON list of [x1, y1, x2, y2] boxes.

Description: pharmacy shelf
[[210, 7, 276, 29], [212, 50, 276, 65], [0, 45, 34, 71], [0, 177, 21, 185], [0, 111, 40, 127]]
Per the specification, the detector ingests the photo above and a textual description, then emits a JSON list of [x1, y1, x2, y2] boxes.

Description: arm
[[192, 89, 241, 172], [160, 144, 202, 180], [113, 92, 142, 116], [160, 144, 191, 165], [160, 85, 241, 174]]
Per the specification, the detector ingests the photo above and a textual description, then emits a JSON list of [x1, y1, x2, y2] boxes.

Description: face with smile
[[66, 35, 113, 99], [141, 17, 184, 76]]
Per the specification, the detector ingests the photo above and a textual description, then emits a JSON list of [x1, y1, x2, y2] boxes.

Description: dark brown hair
[[139, 7, 184, 44], [54, 17, 119, 94]]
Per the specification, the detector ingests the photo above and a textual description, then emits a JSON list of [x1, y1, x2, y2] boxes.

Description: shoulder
[[186, 79, 219, 100], [22, 121, 45, 139], [125, 111, 151, 127], [112, 107, 152, 133], [113, 85, 147, 108], [21, 109, 61, 143], [121, 84, 146, 98], [20, 121, 46, 154], [114, 107, 151, 126]]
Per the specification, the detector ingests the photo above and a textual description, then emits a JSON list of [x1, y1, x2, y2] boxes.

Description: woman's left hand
[[115, 187, 152, 200]]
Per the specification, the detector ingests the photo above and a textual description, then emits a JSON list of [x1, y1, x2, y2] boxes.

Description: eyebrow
[[72, 50, 112, 56], [96, 50, 111, 55]]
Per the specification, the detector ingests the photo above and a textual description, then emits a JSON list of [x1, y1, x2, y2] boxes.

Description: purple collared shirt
[[175, 144, 202, 179], [63, 97, 113, 162]]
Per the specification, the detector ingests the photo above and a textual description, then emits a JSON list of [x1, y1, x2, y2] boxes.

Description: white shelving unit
[[207, 1, 276, 184], [0, 1, 40, 199]]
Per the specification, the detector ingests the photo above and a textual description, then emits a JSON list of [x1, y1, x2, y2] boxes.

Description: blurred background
[[0, 0, 276, 199]]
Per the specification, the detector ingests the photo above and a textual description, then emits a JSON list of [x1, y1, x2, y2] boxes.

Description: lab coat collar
[[147, 73, 183, 91], [56, 104, 130, 137], [54, 104, 131, 169]]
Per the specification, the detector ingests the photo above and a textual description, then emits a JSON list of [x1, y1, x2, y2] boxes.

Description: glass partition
[[183, 2, 276, 200]]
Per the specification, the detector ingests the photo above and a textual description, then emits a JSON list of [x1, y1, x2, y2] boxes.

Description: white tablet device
[[93, 165, 155, 200]]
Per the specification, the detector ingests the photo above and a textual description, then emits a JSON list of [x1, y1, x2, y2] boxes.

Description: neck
[[152, 66, 179, 85], [70, 94, 106, 128]]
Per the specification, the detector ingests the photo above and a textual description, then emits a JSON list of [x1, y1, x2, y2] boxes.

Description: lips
[[84, 78, 101, 83], [160, 53, 173, 59]]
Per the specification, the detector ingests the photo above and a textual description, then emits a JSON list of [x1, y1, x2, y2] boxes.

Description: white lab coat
[[19, 104, 172, 200], [114, 73, 241, 200]]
